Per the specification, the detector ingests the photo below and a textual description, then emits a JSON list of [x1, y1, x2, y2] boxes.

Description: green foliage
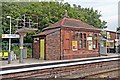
[[117, 26, 120, 31], [2, 2, 107, 42], [27, 48, 32, 57], [12, 45, 20, 57], [2, 41, 8, 51], [100, 30, 107, 39], [11, 43, 32, 57]]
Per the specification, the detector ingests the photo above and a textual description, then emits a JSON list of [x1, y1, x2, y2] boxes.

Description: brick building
[[105, 30, 120, 53], [32, 17, 101, 60]]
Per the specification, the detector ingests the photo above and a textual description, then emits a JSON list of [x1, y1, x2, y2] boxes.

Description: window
[[83, 40, 86, 48], [95, 40, 97, 48], [34, 38, 39, 43], [78, 33, 83, 49], [79, 33, 82, 39], [84, 34, 86, 39], [83, 33, 86, 48], [77, 32, 87, 49]]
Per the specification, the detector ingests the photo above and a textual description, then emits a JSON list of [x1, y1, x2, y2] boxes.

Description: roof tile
[[43, 17, 100, 31]]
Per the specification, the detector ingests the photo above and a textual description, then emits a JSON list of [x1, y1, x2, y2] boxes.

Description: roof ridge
[[60, 17, 66, 26], [66, 18, 81, 21]]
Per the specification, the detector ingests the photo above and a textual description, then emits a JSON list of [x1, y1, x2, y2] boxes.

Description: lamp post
[[15, 14, 38, 63], [7, 16, 11, 64], [115, 30, 120, 53], [115, 31, 118, 53]]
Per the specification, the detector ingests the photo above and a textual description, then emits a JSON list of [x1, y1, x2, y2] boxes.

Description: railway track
[[86, 68, 120, 78], [0, 55, 120, 79], [69, 69, 120, 79]]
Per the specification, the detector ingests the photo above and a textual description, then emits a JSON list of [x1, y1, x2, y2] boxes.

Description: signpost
[[2, 34, 20, 38], [2, 14, 38, 64], [2, 34, 20, 64], [7, 16, 11, 64], [15, 14, 38, 63]]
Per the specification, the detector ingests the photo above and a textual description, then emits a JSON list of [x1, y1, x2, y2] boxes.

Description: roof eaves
[[32, 34, 46, 38], [42, 26, 61, 31], [32, 28, 60, 37]]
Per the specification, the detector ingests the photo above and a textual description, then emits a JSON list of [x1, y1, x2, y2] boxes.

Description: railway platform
[[0, 53, 120, 79], [0, 53, 119, 68]]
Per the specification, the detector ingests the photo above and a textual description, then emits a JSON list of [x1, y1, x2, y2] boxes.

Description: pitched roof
[[106, 30, 120, 34], [43, 17, 100, 31], [32, 28, 60, 37], [33, 17, 101, 37]]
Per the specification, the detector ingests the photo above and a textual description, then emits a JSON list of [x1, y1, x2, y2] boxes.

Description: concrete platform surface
[[0, 53, 119, 68]]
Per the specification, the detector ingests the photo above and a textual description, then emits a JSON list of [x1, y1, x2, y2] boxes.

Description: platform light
[[6, 16, 12, 64]]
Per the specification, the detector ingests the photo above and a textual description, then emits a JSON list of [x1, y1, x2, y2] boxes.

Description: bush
[[13, 47, 32, 58], [27, 48, 32, 58], [2, 43, 32, 58], [12, 45, 20, 57]]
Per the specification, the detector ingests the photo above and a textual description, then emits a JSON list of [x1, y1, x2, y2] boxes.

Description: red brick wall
[[108, 31, 119, 40], [64, 50, 99, 59], [45, 30, 61, 60], [110, 32, 116, 40], [32, 40, 40, 59], [61, 28, 100, 60]]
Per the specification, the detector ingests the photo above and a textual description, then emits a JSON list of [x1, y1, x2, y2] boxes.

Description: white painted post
[[7, 16, 11, 64]]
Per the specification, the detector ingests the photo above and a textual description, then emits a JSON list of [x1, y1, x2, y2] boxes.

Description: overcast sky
[[63, 0, 119, 31]]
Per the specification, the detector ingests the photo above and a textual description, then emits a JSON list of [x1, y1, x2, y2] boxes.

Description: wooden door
[[40, 39, 44, 59]]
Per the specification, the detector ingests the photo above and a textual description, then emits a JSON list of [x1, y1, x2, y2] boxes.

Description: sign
[[107, 40, 114, 42], [72, 41, 77, 51], [20, 46, 23, 49], [2, 34, 20, 38], [88, 41, 93, 50], [115, 39, 119, 41], [87, 37, 92, 40], [106, 40, 114, 48]]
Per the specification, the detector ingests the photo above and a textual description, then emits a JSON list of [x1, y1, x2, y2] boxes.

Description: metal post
[[7, 16, 11, 64], [19, 34, 24, 63], [116, 31, 118, 53], [24, 14, 25, 28]]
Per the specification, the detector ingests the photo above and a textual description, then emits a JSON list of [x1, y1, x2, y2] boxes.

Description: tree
[[117, 26, 120, 31], [2, 2, 107, 42]]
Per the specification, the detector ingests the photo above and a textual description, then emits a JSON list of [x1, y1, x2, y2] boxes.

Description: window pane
[[84, 34, 86, 39], [78, 33, 82, 39], [95, 40, 97, 48], [83, 40, 86, 48], [79, 40, 82, 48]]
